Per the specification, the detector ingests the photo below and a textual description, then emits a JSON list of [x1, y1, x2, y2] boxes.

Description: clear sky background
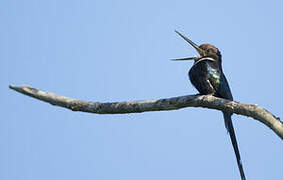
[[1, 0, 282, 179]]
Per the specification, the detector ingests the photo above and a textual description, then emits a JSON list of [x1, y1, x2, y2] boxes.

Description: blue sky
[[1, 0, 282, 179]]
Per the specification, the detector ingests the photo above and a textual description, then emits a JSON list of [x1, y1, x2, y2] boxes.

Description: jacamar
[[172, 30, 246, 180]]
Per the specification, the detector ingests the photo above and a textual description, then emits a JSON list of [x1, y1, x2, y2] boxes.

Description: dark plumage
[[173, 31, 246, 180]]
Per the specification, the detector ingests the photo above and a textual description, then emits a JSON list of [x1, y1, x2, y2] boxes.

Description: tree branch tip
[[9, 84, 32, 90], [9, 85, 15, 89]]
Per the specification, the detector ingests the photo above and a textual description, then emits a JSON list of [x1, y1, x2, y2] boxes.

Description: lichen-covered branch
[[9, 85, 283, 139]]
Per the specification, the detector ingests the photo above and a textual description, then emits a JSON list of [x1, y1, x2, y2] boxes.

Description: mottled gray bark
[[9, 85, 283, 139]]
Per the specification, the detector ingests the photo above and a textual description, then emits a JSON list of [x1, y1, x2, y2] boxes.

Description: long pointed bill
[[171, 57, 196, 61], [175, 30, 204, 55]]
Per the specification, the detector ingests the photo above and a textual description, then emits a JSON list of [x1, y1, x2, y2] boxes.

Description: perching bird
[[172, 30, 246, 180]]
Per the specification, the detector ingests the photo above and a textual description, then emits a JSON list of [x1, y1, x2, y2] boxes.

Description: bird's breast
[[189, 59, 221, 80]]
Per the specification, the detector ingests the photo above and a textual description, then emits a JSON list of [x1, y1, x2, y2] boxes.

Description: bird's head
[[172, 30, 221, 62]]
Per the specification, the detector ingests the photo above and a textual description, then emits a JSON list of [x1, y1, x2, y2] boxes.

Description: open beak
[[171, 30, 204, 61]]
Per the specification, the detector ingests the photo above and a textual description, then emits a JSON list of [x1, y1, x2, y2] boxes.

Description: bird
[[172, 30, 246, 180]]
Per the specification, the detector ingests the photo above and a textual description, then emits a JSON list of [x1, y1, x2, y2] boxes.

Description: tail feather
[[223, 112, 246, 180]]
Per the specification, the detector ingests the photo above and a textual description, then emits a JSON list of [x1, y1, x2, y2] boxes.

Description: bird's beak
[[171, 57, 197, 61], [171, 30, 204, 61]]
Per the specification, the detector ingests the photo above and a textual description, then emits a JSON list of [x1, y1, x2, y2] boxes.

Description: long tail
[[223, 112, 246, 180]]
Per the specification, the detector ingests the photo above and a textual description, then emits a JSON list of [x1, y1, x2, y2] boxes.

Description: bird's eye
[[207, 49, 213, 53]]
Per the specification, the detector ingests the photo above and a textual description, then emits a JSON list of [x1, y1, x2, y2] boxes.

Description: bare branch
[[9, 85, 283, 139]]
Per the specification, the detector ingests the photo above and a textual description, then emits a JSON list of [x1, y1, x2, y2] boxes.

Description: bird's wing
[[207, 68, 233, 100], [189, 60, 217, 95]]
